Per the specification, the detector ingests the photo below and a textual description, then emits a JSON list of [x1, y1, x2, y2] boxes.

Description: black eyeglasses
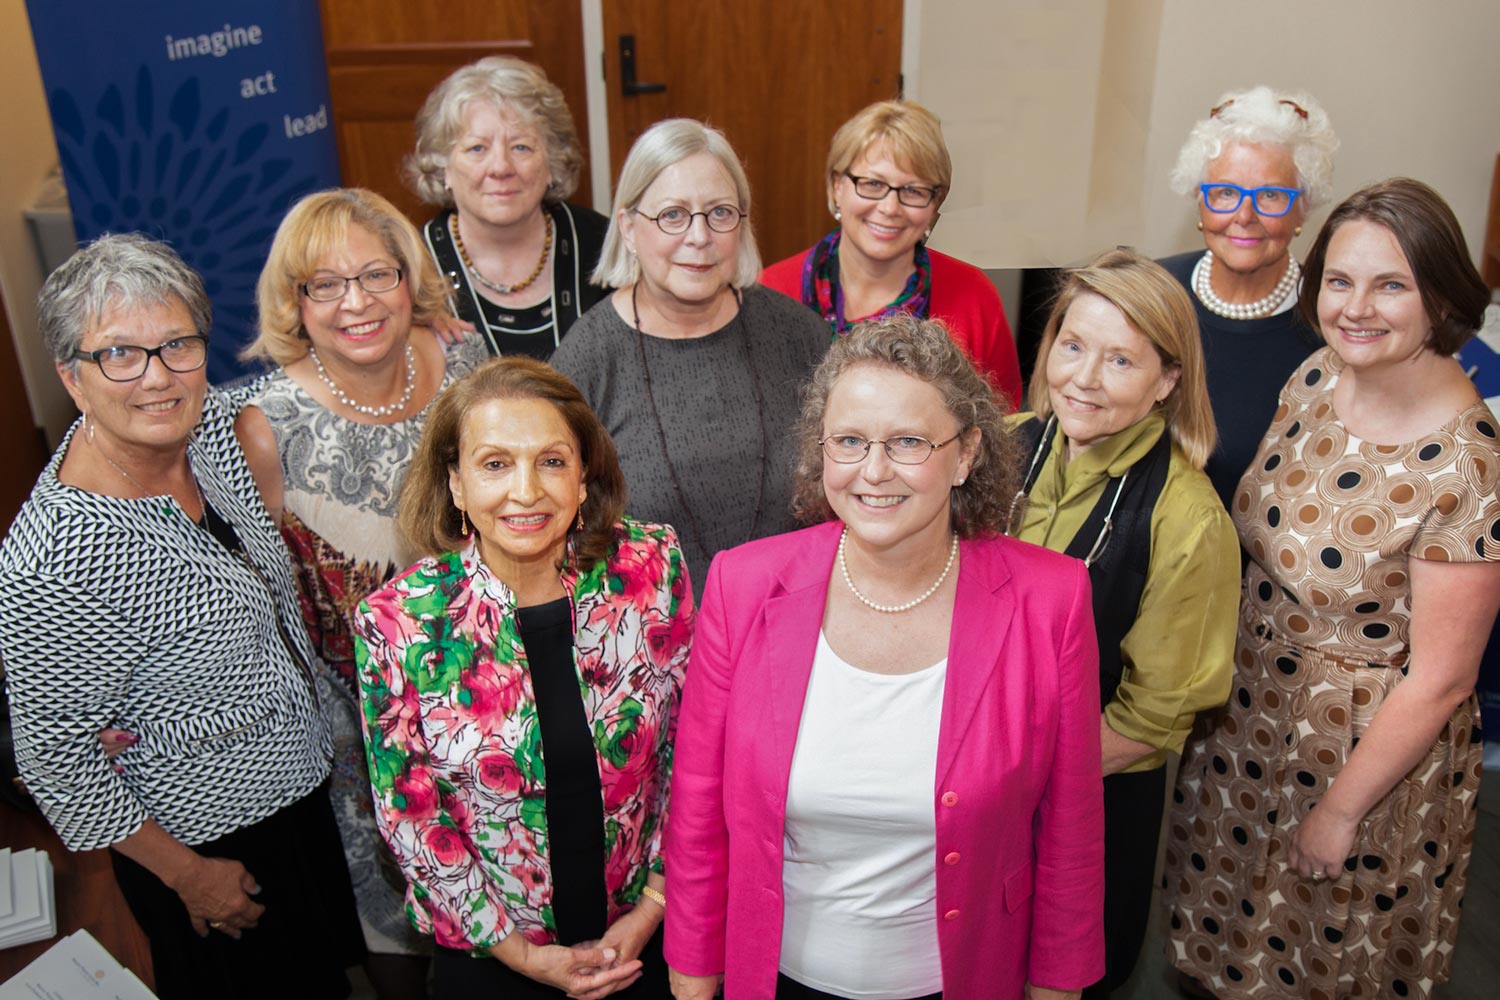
[[72, 335, 209, 382], [301, 267, 403, 302], [844, 172, 942, 208], [632, 205, 745, 235], [820, 432, 963, 465]]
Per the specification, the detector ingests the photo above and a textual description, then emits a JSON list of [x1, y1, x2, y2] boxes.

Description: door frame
[[577, 0, 923, 212]]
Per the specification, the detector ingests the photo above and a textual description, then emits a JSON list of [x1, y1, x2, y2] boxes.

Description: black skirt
[[111, 780, 363, 1000]]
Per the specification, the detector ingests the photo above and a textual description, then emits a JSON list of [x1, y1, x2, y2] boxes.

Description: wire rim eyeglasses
[[819, 431, 964, 465], [632, 206, 746, 235], [300, 267, 404, 302], [843, 172, 943, 209], [72, 335, 210, 382]]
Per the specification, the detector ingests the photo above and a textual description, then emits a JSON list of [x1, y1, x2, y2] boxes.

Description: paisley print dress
[[1164, 349, 1500, 999], [242, 334, 487, 954]]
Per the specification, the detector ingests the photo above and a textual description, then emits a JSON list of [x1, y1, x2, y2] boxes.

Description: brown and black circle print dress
[[1164, 349, 1500, 999]]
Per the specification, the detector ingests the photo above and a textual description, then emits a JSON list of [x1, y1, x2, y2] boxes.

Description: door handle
[[619, 35, 667, 96]]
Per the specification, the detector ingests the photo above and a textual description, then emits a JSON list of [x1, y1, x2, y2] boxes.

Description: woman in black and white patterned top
[[0, 235, 361, 999]]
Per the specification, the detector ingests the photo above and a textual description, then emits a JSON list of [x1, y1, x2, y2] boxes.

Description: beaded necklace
[[1192, 250, 1300, 321], [308, 343, 415, 418], [838, 527, 958, 613], [451, 211, 553, 296]]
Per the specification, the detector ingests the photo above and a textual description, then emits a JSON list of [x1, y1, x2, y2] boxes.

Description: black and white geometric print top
[[0, 388, 332, 851]]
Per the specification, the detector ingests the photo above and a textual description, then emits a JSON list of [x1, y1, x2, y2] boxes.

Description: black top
[[1158, 250, 1320, 508], [424, 203, 611, 360], [517, 596, 607, 944]]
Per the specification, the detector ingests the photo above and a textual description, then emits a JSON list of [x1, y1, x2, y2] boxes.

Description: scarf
[[799, 229, 933, 336]]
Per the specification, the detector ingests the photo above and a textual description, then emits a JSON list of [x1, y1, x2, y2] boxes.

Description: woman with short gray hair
[[0, 234, 362, 997], [1159, 85, 1339, 505], [408, 56, 609, 358], [550, 119, 828, 594]]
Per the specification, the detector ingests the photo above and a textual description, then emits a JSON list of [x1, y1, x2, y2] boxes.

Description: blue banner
[[26, 0, 340, 383]]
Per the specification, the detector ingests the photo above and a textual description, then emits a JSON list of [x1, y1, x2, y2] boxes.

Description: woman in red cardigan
[[760, 99, 1022, 408]]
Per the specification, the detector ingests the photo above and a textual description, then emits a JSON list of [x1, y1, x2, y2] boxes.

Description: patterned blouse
[[353, 519, 693, 952], [0, 390, 332, 851]]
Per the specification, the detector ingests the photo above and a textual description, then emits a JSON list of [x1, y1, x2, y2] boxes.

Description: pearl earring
[[1196, 220, 1204, 231], [1294, 226, 1303, 237], [834, 208, 842, 222]]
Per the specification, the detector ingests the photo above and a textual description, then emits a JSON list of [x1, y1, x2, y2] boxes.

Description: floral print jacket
[[353, 519, 693, 951]]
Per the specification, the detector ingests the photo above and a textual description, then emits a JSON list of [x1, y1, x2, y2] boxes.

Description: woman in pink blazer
[[665, 316, 1105, 1000]]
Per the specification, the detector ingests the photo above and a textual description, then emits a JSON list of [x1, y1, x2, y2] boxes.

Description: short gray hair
[[405, 56, 584, 208], [591, 118, 762, 289], [37, 233, 211, 367], [1169, 85, 1339, 209]]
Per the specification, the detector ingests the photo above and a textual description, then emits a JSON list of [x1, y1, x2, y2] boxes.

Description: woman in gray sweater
[[551, 119, 827, 595]]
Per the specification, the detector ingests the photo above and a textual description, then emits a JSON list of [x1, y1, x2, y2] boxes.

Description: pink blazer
[[665, 520, 1105, 999]]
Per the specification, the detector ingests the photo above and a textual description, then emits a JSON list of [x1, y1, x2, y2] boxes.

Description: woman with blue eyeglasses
[[1158, 86, 1339, 506]]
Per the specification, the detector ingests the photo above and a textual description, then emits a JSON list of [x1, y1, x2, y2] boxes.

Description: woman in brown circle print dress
[[1163, 177, 1500, 1000]]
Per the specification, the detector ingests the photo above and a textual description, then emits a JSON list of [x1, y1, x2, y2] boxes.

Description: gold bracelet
[[640, 885, 667, 910]]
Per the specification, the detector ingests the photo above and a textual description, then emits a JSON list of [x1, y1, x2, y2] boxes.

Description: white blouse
[[779, 631, 947, 999]]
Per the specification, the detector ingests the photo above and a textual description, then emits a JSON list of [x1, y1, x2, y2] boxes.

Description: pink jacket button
[[944, 909, 961, 921], [941, 791, 958, 807], [944, 852, 961, 866]]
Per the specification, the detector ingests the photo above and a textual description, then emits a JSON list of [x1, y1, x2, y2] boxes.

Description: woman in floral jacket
[[354, 356, 693, 999]]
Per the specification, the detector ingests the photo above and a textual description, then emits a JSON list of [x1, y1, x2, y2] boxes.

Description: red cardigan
[[760, 246, 1023, 409]]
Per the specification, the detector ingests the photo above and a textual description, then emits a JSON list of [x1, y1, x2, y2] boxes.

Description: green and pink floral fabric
[[353, 519, 692, 952]]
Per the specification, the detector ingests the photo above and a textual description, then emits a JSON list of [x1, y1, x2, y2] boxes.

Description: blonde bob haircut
[[1027, 248, 1217, 469], [398, 356, 627, 571], [246, 188, 452, 367], [591, 118, 761, 289], [826, 100, 953, 216], [405, 56, 584, 208], [791, 314, 1021, 538]]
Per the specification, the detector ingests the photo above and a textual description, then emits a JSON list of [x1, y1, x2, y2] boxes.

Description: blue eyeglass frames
[[1199, 183, 1303, 217]]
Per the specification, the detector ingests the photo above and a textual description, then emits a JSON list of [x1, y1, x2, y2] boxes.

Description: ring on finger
[[208, 920, 227, 928]]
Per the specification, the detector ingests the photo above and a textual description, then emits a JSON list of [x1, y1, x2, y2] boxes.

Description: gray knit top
[[550, 285, 829, 597]]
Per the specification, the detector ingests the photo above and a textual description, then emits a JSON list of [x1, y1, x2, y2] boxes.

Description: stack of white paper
[[0, 928, 157, 998], [0, 848, 55, 949]]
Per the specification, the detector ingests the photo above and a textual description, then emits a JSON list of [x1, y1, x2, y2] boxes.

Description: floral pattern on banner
[[353, 519, 693, 952]]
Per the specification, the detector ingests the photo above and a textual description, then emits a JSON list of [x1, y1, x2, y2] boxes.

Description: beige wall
[[918, 0, 1500, 269], [0, 4, 69, 443]]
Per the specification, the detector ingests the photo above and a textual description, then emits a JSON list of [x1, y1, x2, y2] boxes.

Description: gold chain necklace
[[451, 212, 553, 296]]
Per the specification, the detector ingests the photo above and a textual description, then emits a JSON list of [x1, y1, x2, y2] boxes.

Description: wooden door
[[602, 1, 904, 264], [319, 0, 593, 226]]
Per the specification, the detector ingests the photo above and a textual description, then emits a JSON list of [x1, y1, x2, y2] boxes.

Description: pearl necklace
[[451, 211, 553, 296], [838, 527, 959, 614], [309, 344, 415, 418], [1192, 250, 1300, 321]]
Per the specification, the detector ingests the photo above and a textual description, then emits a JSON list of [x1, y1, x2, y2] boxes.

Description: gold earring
[[575, 510, 585, 532], [460, 508, 470, 536], [1196, 220, 1204, 231], [1294, 226, 1303, 237]]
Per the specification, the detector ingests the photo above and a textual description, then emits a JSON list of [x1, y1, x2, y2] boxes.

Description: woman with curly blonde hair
[[667, 316, 1104, 1000]]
